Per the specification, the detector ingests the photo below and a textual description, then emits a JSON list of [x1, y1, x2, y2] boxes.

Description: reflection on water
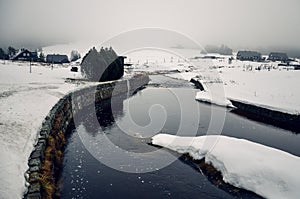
[[61, 87, 235, 199], [61, 75, 300, 199]]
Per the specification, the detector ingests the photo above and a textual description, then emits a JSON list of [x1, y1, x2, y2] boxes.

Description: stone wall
[[190, 79, 300, 133], [230, 100, 300, 133], [24, 74, 150, 199]]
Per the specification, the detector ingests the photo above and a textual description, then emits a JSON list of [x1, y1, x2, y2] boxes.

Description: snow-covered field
[[0, 61, 86, 199], [220, 66, 300, 114], [122, 47, 300, 114], [152, 134, 300, 199], [168, 65, 300, 114]]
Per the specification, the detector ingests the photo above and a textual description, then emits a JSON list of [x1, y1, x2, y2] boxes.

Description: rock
[[28, 183, 41, 193], [29, 166, 40, 173], [26, 192, 41, 199], [28, 158, 41, 167], [30, 149, 44, 161], [190, 78, 205, 91], [28, 172, 39, 183]]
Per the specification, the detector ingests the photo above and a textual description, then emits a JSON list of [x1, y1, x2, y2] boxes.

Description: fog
[[0, 0, 299, 49]]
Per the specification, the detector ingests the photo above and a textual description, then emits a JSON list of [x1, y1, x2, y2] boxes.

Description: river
[[60, 75, 300, 199]]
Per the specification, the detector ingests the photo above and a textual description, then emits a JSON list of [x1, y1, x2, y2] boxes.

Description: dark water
[[61, 75, 300, 199]]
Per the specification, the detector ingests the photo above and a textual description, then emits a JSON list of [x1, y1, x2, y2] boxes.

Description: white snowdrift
[[195, 91, 234, 108], [165, 72, 199, 82], [152, 134, 300, 199]]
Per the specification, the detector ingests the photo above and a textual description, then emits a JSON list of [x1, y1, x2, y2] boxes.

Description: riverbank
[[0, 60, 143, 198], [187, 77, 300, 133], [163, 59, 300, 132], [24, 73, 149, 198], [152, 134, 300, 199], [0, 61, 81, 199]]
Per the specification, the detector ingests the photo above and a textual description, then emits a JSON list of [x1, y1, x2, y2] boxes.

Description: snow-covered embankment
[[152, 134, 300, 199]]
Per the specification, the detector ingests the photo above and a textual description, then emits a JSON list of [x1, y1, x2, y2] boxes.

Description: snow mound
[[195, 91, 235, 108], [165, 72, 199, 82], [152, 134, 300, 199]]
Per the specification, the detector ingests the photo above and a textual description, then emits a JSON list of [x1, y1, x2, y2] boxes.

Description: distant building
[[12, 49, 38, 62], [46, 54, 69, 64], [268, 52, 289, 62], [236, 51, 263, 62]]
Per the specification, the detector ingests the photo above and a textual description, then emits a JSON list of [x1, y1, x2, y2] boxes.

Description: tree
[[219, 44, 233, 55], [81, 47, 105, 81], [81, 47, 124, 82], [7, 46, 17, 58], [0, 48, 8, 60], [202, 44, 233, 55], [39, 52, 45, 62], [70, 50, 81, 62]]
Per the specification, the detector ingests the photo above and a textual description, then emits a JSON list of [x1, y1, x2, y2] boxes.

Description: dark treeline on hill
[[0, 48, 9, 60], [201, 44, 233, 55], [81, 47, 125, 82], [0, 46, 15, 60]]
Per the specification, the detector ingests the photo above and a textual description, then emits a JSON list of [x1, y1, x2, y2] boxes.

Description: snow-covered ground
[[0, 61, 88, 199], [220, 66, 300, 114], [123, 47, 300, 114], [195, 90, 235, 108], [152, 134, 300, 199]]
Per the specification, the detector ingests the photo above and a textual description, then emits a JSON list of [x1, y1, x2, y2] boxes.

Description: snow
[[152, 134, 300, 199], [195, 90, 235, 108], [0, 61, 88, 199], [131, 51, 300, 115], [207, 59, 300, 114], [165, 72, 199, 82], [219, 67, 300, 114], [123, 49, 193, 73]]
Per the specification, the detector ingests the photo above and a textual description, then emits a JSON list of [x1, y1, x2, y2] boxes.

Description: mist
[[0, 0, 299, 49]]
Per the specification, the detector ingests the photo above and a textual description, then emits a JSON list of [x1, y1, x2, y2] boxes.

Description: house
[[268, 52, 289, 62], [236, 51, 263, 62], [12, 49, 38, 62], [46, 54, 69, 64]]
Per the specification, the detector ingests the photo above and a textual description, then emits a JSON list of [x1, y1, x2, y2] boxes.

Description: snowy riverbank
[[164, 58, 300, 115], [152, 134, 300, 199], [0, 61, 85, 198]]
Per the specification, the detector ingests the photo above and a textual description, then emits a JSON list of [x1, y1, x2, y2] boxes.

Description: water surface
[[61, 75, 300, 199]]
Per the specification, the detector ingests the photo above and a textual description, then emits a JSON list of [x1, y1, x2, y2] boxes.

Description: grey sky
[[0, 0, 299, 48]]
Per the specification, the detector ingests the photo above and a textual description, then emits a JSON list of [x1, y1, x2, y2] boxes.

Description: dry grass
[[39, 167, 55, 199], [36, 107, 72, 198], [41, 160, 53, 172], [54, 150, 63, 166], [47, 136, 55, 148]]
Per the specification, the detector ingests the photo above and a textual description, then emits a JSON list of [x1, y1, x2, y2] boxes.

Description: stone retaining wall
[[24, 74, 150, 199], [230, 100, 300, 133], [190, 78, 300, 133]]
